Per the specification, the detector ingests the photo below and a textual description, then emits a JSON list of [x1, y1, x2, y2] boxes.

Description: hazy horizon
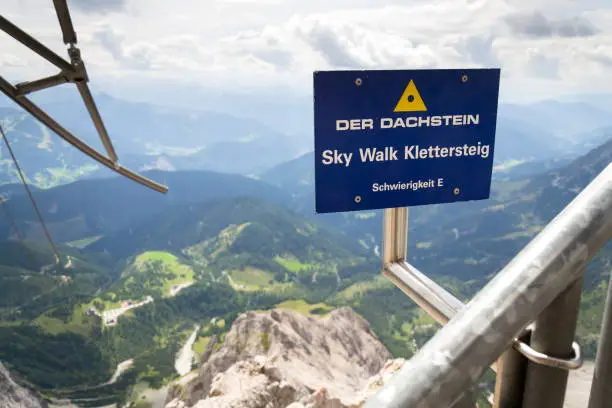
[[2, 0, 612, 106]]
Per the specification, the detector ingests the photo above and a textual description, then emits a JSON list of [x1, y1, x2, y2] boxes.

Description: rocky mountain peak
[[166, 307, 393, 407], [0, 362, 45, 408]]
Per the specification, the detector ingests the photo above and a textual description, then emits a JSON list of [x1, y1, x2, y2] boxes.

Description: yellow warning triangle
[[393, 80, 427, 112]]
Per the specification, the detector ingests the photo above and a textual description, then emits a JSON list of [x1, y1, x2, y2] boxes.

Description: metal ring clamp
[[512, 338, 583, 370]]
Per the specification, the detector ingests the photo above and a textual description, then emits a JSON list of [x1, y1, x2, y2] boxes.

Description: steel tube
[[0, 76, 167, 193], [493, 347, 528, 408], [15, 73, 68, 95], [383, 207, 408, 265], [522, 277, 584, 408], [364, 163, 612, 408], [383, 262, 463, 326], [587, 269, 612, 408], [53, 0, 77, 44], [0, 15, 74, 72], [383, 261, 499, 373], [76, 81, 119, 162]]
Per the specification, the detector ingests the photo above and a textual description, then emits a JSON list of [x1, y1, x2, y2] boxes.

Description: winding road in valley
[[175, 325, 200, 376]]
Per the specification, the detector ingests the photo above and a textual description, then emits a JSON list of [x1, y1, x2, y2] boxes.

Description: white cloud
[[0, 53, 27, 69], [0, 0, 611, 102], [504, 11, 600, 38]]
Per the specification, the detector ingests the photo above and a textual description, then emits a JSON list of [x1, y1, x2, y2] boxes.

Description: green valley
[[0, 133, 609, 407], [0, 197, 392, 406], [98, 251, 195, 303]]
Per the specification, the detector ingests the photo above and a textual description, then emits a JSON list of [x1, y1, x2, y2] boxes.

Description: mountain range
[[0, 90, 610, 407], [0, 170, 291, 243], [1, 90, 612, 189], [0, 92, 309, 187], [0, 136, 606, 405]]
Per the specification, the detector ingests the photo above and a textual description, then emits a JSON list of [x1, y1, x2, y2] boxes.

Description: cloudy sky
[[1, 0, 611, 104]]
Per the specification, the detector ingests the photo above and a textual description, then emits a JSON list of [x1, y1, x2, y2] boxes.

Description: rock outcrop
[[166, 307, 392, 408], [0, 361, 46, 408]]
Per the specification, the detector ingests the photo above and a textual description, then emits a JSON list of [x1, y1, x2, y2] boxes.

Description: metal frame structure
[[367, 162, 612, 408], [0, 2, 167, 193]]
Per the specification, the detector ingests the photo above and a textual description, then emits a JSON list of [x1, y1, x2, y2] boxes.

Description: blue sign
[[313, 68, 501, 214]]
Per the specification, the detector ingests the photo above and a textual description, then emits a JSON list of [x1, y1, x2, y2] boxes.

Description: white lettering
[[344, 152, 353, 166], [481, 144, 490, 158], [336, 113, 480, 130], [371, 179, 439, 193], [336, 119, 376, 131], [321, 149, 352, 166], [360, 147, 377, 162], [467, 114, 479, 125], [359, 147, 399, 163], [322, 150, 333, 165], [381, 118, 393, 128], [405, 145, 415, 160], [403, 143, 491, 160]]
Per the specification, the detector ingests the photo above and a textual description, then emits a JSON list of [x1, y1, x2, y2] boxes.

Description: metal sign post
[[313, 68, 501, 407], [312, 69, 612, 408]]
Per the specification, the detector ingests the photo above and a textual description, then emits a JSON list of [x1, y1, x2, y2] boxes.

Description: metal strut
[[0, 77, 167, 193], [0, 5, 168, 194], [52, 0, 78, 45]]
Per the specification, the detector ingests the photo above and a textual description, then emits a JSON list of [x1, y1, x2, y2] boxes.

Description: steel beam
[[0, 76, 167, 193], [15, 73, 68, 96], [521, 277, 584, 408], [383, 207, 408, 265], [75, 81, 119, 162], [383, 262, 463, 326], [0, 15, 74, 72], [587, 269, 612, 408], [53, 0, 77, 44], [364, 163, 612, 408], [493, 346, 529, 408]]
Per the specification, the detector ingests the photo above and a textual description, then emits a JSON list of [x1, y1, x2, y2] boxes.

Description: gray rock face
[[0, 361, 45, 408], [167, 307, 392, 408]]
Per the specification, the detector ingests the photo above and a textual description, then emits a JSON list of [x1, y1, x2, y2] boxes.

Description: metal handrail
[[365, 162, 612, 408]]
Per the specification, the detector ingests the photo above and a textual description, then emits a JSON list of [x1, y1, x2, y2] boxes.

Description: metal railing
[[365, 162, 612, 408]]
